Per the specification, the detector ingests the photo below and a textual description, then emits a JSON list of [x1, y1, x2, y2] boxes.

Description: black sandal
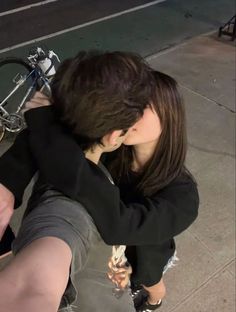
[[131, 284, 148, 310]]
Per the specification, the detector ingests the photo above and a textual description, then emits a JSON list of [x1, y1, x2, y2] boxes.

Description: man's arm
[[0, 129, 36, 207], [0, 93, 55, 237], [0, 185, 14, 239], [0, 92, 52, 209], [0, 130, 37, 238]]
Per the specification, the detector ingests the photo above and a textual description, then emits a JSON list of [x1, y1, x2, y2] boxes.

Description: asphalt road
[[0, 0, 161, 49], [0, 0, 234, 59]]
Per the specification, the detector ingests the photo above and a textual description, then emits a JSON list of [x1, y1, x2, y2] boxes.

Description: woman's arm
[[25, 108, 199, 246], [101, 180, 199, 245], [70, 168, 199, 246]]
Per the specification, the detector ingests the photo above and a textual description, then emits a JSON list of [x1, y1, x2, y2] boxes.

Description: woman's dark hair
[[50, 50, 155, 150], [109, 70, 190, 196]]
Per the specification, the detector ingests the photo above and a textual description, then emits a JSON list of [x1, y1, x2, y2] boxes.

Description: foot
[[136, 299, 162, 311], [131, 285, 144, 299], [131, 285, 148, 310]]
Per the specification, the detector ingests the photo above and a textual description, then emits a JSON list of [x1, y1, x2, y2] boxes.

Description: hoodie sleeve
[[0, 129, 37, 208], [24, 107, 199, 246]]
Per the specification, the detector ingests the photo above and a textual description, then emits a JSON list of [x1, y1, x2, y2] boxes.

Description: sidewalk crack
[[188, 143, 235, 159], [180, 84, 236, 114], [168, 259, 235, 312]]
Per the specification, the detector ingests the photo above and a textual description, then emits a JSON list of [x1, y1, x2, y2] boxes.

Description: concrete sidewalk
[[148, 32, 235, 312], [0, 32, 235, 311]]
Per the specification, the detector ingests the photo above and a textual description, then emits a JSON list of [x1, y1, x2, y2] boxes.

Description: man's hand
[[0, 184, 15, 240], [22, 91, 51, 113]]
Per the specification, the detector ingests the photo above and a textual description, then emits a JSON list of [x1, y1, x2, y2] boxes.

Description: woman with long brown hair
[[107, 70, 198, 311]]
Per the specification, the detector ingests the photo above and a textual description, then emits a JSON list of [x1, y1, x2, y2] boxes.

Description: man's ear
[[103, 130, 124, 147]]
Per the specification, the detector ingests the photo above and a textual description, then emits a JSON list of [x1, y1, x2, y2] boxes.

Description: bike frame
[[0, 47, 59, 140], [0, 65, 51, 118]]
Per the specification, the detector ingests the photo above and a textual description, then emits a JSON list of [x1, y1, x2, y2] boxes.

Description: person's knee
[[0, 275, 58, 312], [21, 237, 72, 294], [1, 237, 72, 304]]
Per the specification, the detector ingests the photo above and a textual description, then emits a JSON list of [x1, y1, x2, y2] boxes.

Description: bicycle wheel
[[0, 58, 37, 117]]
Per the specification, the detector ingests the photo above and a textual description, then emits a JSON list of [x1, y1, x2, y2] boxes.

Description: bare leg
[[0, 237, 72, 312], [143, 278, 166, 305]]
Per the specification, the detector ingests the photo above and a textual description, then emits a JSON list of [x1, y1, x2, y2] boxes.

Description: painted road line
[[0, 0, 59, 17], [0, 0, 166, 54]]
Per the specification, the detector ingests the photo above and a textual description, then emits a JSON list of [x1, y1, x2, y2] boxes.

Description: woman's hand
[[22, 91, 51, 113], [108, 258, 132, 289]]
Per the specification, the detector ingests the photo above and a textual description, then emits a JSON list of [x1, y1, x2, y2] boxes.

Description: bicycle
[[0, 47, 60, 142]]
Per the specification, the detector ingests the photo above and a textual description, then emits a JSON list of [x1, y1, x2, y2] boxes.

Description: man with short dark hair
[[0, 51, 154, 312]]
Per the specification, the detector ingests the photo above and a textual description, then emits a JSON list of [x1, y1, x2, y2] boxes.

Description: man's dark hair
[[50, 50, 155, 150]]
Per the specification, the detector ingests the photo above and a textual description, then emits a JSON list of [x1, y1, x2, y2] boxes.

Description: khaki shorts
[[12, 190, 135, 312]]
